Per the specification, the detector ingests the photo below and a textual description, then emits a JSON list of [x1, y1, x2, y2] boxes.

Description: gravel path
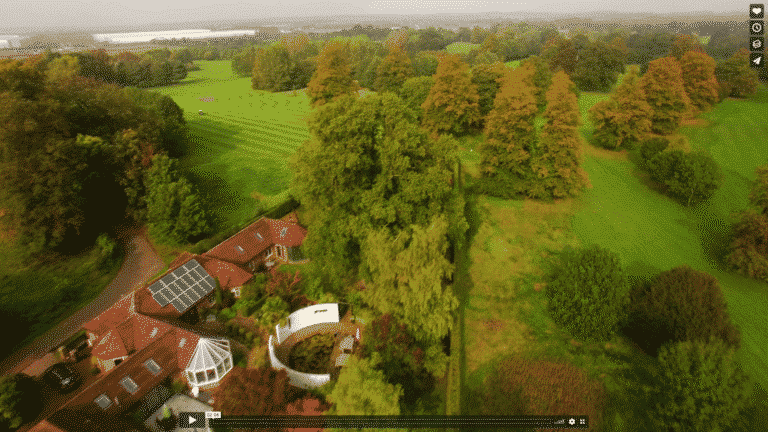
[[0, 229, 164, 376]]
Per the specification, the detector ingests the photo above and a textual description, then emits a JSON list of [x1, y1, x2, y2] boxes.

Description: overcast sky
[[1, 0, 751, 33]]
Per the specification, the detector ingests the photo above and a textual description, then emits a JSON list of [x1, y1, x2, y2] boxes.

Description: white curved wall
[[268, 335, 330, 390], [276, 303, 340, 344]]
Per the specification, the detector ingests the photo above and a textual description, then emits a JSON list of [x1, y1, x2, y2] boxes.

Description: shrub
[[218, 308, 236, 322], [626, 265, 741, 356], [726, 210, 768, 281], [258, 296, 290, 328], [639, 137, 670, 168], [545, 245, 630, 342], [647, 338, 752, 432], [647, 150, 724, 206]]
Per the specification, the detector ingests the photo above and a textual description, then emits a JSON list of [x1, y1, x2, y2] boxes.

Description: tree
[[257, 296, 290, 328], [638, 57, 691, 135], [326, 355, 403, 417], [44, 55, 80, 87], [251, 44, 292, 91], [519, 55, 553, 113], [373, 47, 414, 94], [470, 26, 491, 45], [478, 63, 538, 197], [231, 46, 256, 77], [647, 150, 724, 206], [306, 40, 357, 107], [213, 367, 290, 419], [540, 34, 578, 75], [0, 374, 41, 430], [749, 164, 768, 216], [679, 51, 720, 114], [470, 61, 506, 123], [0, 58, 46, 100], [715, 48, 759, 98], [384, 29, 410, 53], [626, 265, 741, 356], [668, 33, 706, 60], [529, 70, 590, 199], [144, 154, 209, 245], [73, 49, 115, 84], [400, 76, 434, 121], [726, 209, 768, 281], [588, 65, 653, 150], [571, 40, 625, 92], [647, 338, 753, 432], [421, 54, 482, 136], [361, 215, 458, 342], [413, 52, 440, 77], [545, 245, 630, 342]]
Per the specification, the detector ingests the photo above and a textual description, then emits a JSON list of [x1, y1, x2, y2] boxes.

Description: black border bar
[[208, 415, 589, 429]]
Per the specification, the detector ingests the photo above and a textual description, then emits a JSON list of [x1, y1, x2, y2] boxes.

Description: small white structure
[[185, 338, 233, 387], [199, 110, 204, 115]]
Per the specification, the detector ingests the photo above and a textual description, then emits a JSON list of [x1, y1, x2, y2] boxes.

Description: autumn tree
[[668, 33, 706, 60], [478, 63, 538, 198], [400, 76, 434, 121], [571, 40, 626, 92], [715, 48, 760, 99], [587, 65, 653, 150], [421, 54, 482, 136], [470, 61, 506, 123], [727, 165, 768, 280], [326, 355, 403, 417], [638, 57, 691, 135], [540, 34, 578, 75], [413, 51, 440, 77], [251, 44, 291, 91], [529, 70, 590, 199], [384, 29, 410, 53], [679, 50, 720, 114], [213, 367, 291, 422], [519, 55, 553, 113], [306, 40, 357, 107], [373, 47, 414, 94]]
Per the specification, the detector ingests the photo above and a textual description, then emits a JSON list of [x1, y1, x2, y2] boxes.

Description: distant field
[[152, 60, 312, 231], [445, 42, 480, 55]]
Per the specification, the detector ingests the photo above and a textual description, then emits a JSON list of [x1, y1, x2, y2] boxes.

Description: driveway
[[0, 229, 165, 376]]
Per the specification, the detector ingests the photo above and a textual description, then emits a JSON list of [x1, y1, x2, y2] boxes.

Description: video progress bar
[[208, 415, 590, 429]]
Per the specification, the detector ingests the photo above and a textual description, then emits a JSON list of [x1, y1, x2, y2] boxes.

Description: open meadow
[[152, 60, 312, 231]]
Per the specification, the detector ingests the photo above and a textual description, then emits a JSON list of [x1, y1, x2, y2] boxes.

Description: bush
[[647, 150, 724, 206], [626, 265, 741, 356], [545, 245, 630, 342], [647, 338, 752, 432], [726, 210, 768, 281], [219, 308, 236, 322], [258, 296, 290, 328], [639, 137, 670, 169]]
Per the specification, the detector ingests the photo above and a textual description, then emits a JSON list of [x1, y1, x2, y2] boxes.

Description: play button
[[177, 412, 205, 428]]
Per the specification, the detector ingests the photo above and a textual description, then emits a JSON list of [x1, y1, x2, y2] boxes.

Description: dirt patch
[[582, 143, 630, 162], [679, 117, 712, 128], [199, 96, 215, 102], [483, 319, 505, 331]]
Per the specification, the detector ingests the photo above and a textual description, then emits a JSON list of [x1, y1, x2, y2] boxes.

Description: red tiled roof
[[174, 327, 201, 371], [82, 292, 134, 337], [28, 420, 68, 432], [265, 218, 307, 247], [132, 314, 175, 352], [91, 327, 128, 360], [197, 255, 252, 289], [204, 217, 307, 265]]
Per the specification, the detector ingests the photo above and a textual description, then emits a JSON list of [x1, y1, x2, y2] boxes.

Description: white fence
[[275, 303, 340, 344], [268, 335, 330, 389]]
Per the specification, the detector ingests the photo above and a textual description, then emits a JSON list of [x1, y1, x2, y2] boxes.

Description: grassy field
[[152, 61, 312, 232], [445, 42, 481, 55], [458, 74, 768, 430]]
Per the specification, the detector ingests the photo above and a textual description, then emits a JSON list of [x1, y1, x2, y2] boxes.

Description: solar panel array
[[147, 259, 216, 313]]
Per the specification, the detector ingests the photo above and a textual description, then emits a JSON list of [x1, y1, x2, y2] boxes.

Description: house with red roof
[[22, 215, 309, 432]]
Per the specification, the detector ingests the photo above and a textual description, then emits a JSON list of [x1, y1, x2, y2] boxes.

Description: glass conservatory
[[185, 338, 233, 387]]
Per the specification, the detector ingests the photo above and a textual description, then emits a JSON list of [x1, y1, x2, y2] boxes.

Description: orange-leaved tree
[[421, 54, 481, 136], [529, 70, 589, 199], [374, 46, 415, 95], [715, 48, 760, 99], [306, 40, 357, 108], [477, 62, 538, 197], [638, 56, 691, 135], [679, 50, 720, 114], [587, 65, 653, 150], [668, 33, 706, 60]]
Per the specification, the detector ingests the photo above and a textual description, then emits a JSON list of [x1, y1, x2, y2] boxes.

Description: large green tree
[[326, 355, 403, 417], [571, 40, 626, 92], [540, 34, 578, 75], [0, 374, 41, 430], [588, 65, 653, 150], [638, 57, 691, 135], [421, 54, 482, 136], [667, 33, 706, 60], [306, 40, 357, 107], [529, 70, 589, 199], [715, 48, 760, 98], [470, 61, 506, 124], [399, 76, 434, 122]]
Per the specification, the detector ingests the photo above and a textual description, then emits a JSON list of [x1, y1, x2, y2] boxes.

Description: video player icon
[[178, 412, 205, 428]]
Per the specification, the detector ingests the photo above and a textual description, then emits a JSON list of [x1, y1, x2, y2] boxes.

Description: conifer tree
[[421, 54, 481, 136], [478, 63, 538, 197], [529, 71, 589, 199], [519, 55, 553, 113], [470, 61, 506, 123], [679, 50, 720, 114], [306, 40, 357, 108], [588, 65, 653, 150], [373, 47, 414, 94], [639, 57, 691, 135]]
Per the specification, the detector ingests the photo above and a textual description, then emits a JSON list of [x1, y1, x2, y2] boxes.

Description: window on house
[[255, 232, 263, 241], [95, 394, 112, 410], [144, 359, 162, 376], [280, 227, 288, 237], [216, 362, 225, 378], [196, 371, 206, 383], [187, 371, 195, 384], [119, 376, 138, 394], [234, 245, 244, 254], [206, 368, 216, 382]]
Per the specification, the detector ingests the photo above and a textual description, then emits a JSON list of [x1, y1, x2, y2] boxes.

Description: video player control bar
[[187, 414, 589, 429]]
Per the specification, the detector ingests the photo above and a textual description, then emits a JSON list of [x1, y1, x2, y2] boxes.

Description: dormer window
[[179, 338, 186, 348], [119, 376, 138, 394], [280, 227, 287, 237], [255, 232, 263, 241], [234, 245, 244, 253], [150, 327, 158, 338], [95, 394, 112, 409], [144, 359, 162, 376]]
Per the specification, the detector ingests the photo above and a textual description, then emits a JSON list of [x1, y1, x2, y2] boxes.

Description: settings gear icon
[[569, 418, 576, 425]]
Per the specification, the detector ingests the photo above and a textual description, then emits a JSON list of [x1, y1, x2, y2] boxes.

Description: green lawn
[[459, 76, 768, 429], [152, 61, 312, 231], [445, 42, 480, 55]]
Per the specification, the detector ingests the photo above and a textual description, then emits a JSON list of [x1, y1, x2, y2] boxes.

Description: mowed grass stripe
[[206, 112, 311, 138], [203, 115, 310, 144], [187, 126, 295, 159], [188, 122, 300, 154]]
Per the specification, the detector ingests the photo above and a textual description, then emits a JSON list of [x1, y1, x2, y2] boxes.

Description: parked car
[[43, 363, 81, 392]]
